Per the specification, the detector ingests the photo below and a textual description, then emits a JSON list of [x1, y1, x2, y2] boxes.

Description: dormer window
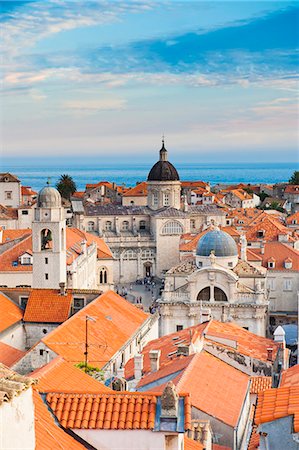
[[258, 230, 265, 238], [268, 259, 275, 269], [292, 220, 297, 225], [284, 258, 293, 269], [20, 253, 32, 265]]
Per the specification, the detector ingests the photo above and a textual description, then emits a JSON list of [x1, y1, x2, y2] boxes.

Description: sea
[[1, 160, 298, 192]]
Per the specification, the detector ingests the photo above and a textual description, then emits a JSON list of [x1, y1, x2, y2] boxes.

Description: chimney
[[177, 344, 190, 357], [81, 240, 87, 254], [240, 233, 247, 261], [149, 349, 161, 372], [134, 353, 144, 381], [161, 381, 179, 418], [59, 282, 66, 296], [273, 326, 286, 349], [267, 347, 273, 362]]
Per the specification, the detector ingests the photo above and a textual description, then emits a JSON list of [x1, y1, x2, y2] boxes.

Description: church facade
[[159, 229, 269, 336], [72, 142, 226, 283]]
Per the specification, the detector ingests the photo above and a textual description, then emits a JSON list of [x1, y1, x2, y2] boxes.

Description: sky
[[1, 0, 299, 163]]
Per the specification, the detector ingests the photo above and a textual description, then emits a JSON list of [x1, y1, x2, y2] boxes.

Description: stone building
[[72, 141, 226, 282], [159, 228, 269, 336]]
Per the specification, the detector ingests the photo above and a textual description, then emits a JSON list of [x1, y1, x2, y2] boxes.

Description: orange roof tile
[[286, 211, 299, 224], [184, 436, 204, 450], [250, 376, 272, 394], [212, 445, 232, 450], [43, 290, 148, 368], [249, 242, 299, 271], [72, 191, 85, 198], [285, 185, 299, 194], [21, 186, 37, 196], [0, 292, 23, 332], [247, 427, 260, 450], [0, 342, 25, 367], [228, 189, 253, 201], [0, 235, 33, 272], [123, 182, 148, 197], [280, 365, 299, 387], [255, 386, 299, 432], [31, 356, 112, 393], [125, 322, 208, 380], [33, 390, 86, 449], [182, 181, 209, 188], [246, 215, 294, 242], [46, 392, 157, 430], [24, 289, 73, 323], [66, 228, 113, 263], [1, 229, 31, 242]]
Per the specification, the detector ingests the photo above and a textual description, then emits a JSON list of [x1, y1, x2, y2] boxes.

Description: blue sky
[[1, 1, 299, 162]]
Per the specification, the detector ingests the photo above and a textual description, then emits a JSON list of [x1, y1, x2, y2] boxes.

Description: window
[[20, 297, 28, 308], [214, 287, 228, 302], [162, 221, 183, 235], [190, 219, 196, 229], [122, 221, 129, 231], [39, 349, 44, 356], [5, 191, 12, 200], [105, 221, 112, 231], [123, 250, 136, 260], [21, 256, 32, 265], [258, 230, 265, 238], [41, 229, 52, 251], [22, 210, 29, 215], [228, 262, 233, 267], [153, 192, 158, 206], [142, 249, 154, 259], [176, 325, 183, 332], [100, 268, 108, 284], [283, 279, 292, 291], [163, 193, 170, 206], [45, 258, 48, 264], [73, 298, 85, 313], [267, 278, 275, 291], [45, 273, 48, 280], [87, 221, 95, 231], [292, 220, 297, 225], [268, 261, 275, 269], [197, 287, 210, 301], [139, 220, 146, 230]]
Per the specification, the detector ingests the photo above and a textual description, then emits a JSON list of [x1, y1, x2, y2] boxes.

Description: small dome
[[37, 185, 61, 208], [196, 228, 238, 257], [147, 141, 180, 182]]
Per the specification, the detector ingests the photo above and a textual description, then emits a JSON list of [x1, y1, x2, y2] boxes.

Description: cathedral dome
[[196, 228, 238, 257], [37, 185, 61, 208], [147, 141, 180, 182]]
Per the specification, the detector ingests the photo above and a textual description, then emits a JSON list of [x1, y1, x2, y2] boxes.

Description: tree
[[56, 174, 77, 200], [288, 171, 299, 185]]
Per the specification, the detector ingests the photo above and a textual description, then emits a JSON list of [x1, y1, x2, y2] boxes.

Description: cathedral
[[72, 141, 226, 282], [159, 228, 269, 336]]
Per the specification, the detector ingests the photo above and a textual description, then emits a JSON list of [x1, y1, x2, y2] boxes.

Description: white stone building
[[159, 229, 269, 336], [72, 142, 226, 282], [0, 173, 21, 208]]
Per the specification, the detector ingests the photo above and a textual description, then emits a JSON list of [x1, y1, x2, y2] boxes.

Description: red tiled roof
[[246, 215, 294, 242], [247, 427, 260, 450], [184, 436, 204, 450], [31, 356, 112, 393], [43, 290, 149, 368], [286, 211, 299, 224], [21, 186, 37, 196], [0, 342, 25, 367], [46, 392, 157, 429], [280, 365, 299, 387], [249, 242, 299, 271], [1, 229, 31, 242], [285, 185, 299, 194], [33, 390, 86, 449], [0, 293, 23, 332], [227, 189, 253, 201], [255, 386, 299, 432], [72, 191, 85, 198], [123, 182, 148, 197], [250, 376, 272, 394], [23, 289, 73, 323], [182, 181, 209, 188], [0, 235, 33, 272], [213, 445, 232, 450]]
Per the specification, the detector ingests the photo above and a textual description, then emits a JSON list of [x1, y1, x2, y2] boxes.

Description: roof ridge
[[0, 234, 32, 257]]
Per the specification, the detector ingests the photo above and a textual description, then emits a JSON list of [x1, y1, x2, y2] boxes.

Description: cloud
[[63, 98, 127, 113]]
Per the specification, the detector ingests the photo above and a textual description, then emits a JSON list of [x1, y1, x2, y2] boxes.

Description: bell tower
[[32, 183, 66, 288]]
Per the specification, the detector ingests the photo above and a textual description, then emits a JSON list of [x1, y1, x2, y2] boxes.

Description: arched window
[[99, 268, 108, 284], [197, 287, 210, 301], [214, 288, 228, 302], [87, 221, 95, 231], [162, 221, 183, 235], [122, 221, 129, 231], [139, 220, 146, 230], [41, 229, 52, 251], [105, 221, 112, 231], [123, 250, 136, 260], [142, 249, 154, 259]]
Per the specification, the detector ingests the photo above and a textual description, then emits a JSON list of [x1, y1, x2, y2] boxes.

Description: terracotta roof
[[1, 229, 31, 242], [227, 189, 253, 201], [66, 228, 113, 263], [212, 445, 232, 450], [33, 390, 86, 449], [0, 235, 33, 272], [142, 352, 249, 428], [246, 215, 293, 242], [0, 204, 18, 220], [286, 211, 299, 224], [184, 436, 204, 450], [43, 290, 149, 368], [123, 182, 148, 197], [31, 356, 112, 393], [0, 173, 20, 183], [182, 181, 209, 188], [0, 342, 25, 367], [249, 242, 299, 271], [205, 321, 279, 362], [0, 292, 23, 332], [284, 185, 299, 194], [125, 322, 208, 380], [46, 392, 157, 429], [0, 364, 35, 405], [72, 191, 85, 198], [179, 230, 209, 252], [250, 376, 272, 394], [255, 386, 299, 432], [280, 365, 299, 387], [21, 186, 37, 196], [23, 289, 73, 323], [247, 426, 259, 450]]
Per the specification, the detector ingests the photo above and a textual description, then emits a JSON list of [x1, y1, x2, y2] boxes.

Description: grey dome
[[37, 185, 61, 208], [196, 229, 238, 257], [147, 142, 180, 182]]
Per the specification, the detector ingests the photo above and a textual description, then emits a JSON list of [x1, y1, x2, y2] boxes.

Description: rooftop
[[24, 289, 73, 323], [0, 292, 23, 333]]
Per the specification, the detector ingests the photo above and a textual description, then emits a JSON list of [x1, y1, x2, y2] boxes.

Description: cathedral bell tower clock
[[32, 183, 66, 289]]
